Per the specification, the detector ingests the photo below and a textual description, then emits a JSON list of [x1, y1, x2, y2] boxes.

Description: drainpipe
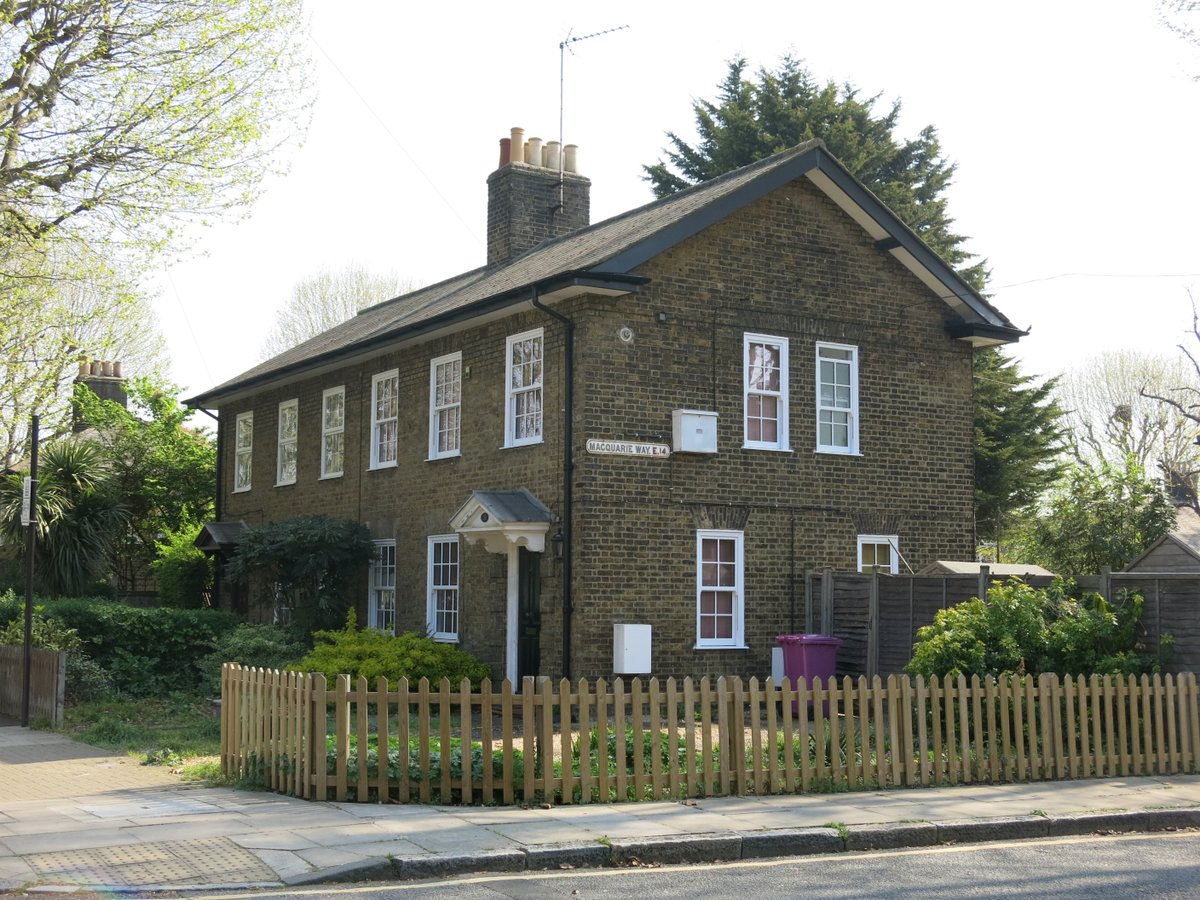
[[530, 285, 574, 681], [197, 407, 221, 608]]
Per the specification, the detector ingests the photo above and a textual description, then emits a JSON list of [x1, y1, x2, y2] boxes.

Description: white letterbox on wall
[[613, 624, 652, 674], [672, 409, 718, 454]]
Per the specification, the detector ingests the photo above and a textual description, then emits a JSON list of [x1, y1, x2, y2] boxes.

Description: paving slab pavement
[[2, 718, 1199, 893]]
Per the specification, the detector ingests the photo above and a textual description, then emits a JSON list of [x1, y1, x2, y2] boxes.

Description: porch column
[[506, 543, 520, 685]]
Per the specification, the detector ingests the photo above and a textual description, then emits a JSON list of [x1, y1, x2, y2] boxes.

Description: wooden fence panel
[[219, 667, 1200, 806]]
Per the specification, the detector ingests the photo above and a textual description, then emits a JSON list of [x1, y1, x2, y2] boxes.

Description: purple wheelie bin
[[776, 634, 843, 714]]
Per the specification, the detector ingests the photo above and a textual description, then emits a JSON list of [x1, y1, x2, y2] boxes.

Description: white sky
[[154, 0, 1200, 399]]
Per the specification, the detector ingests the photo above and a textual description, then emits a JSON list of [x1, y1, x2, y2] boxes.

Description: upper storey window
[[505, 329, 543, 447]]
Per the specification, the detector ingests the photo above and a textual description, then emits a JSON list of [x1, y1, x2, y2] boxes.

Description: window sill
[[232, 486, 251, 494], [743, 444, 792, 453], [693, 644, 750, 651], [426, 451, 462, 462], [501, 439, 543, 450], [368, 461, 399, 471], [274, 480, 296, 488], [318, 472, 343, 481], [814, 448, 862, 457], [430, 635, 459, 644]]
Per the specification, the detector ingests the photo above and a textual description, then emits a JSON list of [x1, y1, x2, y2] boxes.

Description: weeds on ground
[[58, 693, 221, 769]]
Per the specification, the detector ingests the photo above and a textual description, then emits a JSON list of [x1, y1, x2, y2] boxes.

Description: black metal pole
[[21, 414, 38, 727]]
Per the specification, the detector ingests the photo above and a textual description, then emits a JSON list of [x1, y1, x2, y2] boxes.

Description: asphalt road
[[133, 830, 1200, 900]]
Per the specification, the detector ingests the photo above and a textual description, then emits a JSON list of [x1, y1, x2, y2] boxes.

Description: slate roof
[[455, 489, 552, 526], [194, 520, 246, 552], [187, 140, 1021, 408]]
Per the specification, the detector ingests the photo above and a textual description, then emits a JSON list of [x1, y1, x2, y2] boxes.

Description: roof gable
[[188, 140, 1021, 407]]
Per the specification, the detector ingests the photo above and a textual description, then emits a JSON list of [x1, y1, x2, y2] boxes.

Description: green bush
[[0, 595, 238, 696], [227, 515, 375, 633], [197, 623, 311, 696], [151, 527, 213, 609], [908, 578, 1163, 680], [296, 618, 490, 687]]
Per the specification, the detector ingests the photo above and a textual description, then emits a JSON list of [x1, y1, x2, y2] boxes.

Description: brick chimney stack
[[486, 126, 590, 267], [73, 359, 128, 432]]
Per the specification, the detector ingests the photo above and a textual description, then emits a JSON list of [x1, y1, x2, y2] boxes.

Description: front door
[[516, 548, 541, 682]]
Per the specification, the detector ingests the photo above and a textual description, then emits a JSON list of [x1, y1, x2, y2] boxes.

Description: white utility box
[[672, 409, 718, 454], [613, 624, 652, 674]]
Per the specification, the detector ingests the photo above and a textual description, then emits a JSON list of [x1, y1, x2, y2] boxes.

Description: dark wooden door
[[517, 548, 541, 682]]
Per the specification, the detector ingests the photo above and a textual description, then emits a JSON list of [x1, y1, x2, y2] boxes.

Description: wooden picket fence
[[220, 664, 1200, 805]]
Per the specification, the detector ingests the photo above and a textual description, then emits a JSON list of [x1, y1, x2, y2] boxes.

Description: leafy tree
[[260, 264, 414, 360], [974, 349, 1066, 554], [1057, 350, 1200, 507], [74, 378, 215, 594], [0, 0, 311, 257], [1020, 457, 1175, 574], [227, 515, 377, 633], [0, 252, 167, 468], [0, 441, 127, 594], [644, 55, 985, 286], [1160, 0, 1200, 69], [0, 0, 312, 466], [151, 526, 214, 609], [1141, 299, 1200, 500]]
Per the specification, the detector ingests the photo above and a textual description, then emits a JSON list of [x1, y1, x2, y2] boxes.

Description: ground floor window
[[427, 535, 460, 641], [369, 540, 397, 633], [696, 529, 744, 648], [858, 534, 900, 574]]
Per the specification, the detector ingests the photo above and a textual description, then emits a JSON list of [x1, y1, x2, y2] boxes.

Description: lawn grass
[[57, 692, 226, 779]]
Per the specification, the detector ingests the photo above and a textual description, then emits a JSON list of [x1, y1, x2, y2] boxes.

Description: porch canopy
[[449, 489, 551, 554]]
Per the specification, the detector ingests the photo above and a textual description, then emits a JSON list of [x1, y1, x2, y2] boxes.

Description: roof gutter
[[186, 270, 647, 409], [529, 283, 575, 682]]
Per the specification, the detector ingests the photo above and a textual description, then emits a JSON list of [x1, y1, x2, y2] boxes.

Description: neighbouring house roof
[[1124, 505, 1200, 571], [195, 520, 247, 553], [916, 560, 1056, 578], [186, 139, 1022, 409]]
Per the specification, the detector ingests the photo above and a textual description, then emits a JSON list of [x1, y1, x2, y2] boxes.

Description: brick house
[[187, 129, 1023, 682]]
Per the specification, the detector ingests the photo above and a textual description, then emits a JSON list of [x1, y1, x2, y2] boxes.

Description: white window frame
[[504, 328, 544, 447], [276, 399, 298, 486], [743, 333, 790, 451], [858, 534, 900, 574], [428, 352, 462, 460], [816, 342, 859, 455], [427, 535, 460, 642], [370, 369, 400, 469], [368, 540, 397, 633], [233, 411, 253, 493], [321, 386, 345, 479], [695, 529, 745, 649]]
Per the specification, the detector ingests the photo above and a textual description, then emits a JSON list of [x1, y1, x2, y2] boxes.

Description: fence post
[[53, 650, 66, 727], [821, 567, 834, 635], [1100, 566, 1112, 603], [867, 572, 879, 680], [978, 565, 990, 602]]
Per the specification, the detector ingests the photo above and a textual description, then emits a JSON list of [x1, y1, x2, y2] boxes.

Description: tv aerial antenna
[[557, 25, 630, 206]]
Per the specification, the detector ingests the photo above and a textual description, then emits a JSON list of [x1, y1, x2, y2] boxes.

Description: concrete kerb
[[286, 809, 1200, 885]]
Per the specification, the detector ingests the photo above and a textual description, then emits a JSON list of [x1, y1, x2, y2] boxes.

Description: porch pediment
[[449, 489, 551, 554]]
